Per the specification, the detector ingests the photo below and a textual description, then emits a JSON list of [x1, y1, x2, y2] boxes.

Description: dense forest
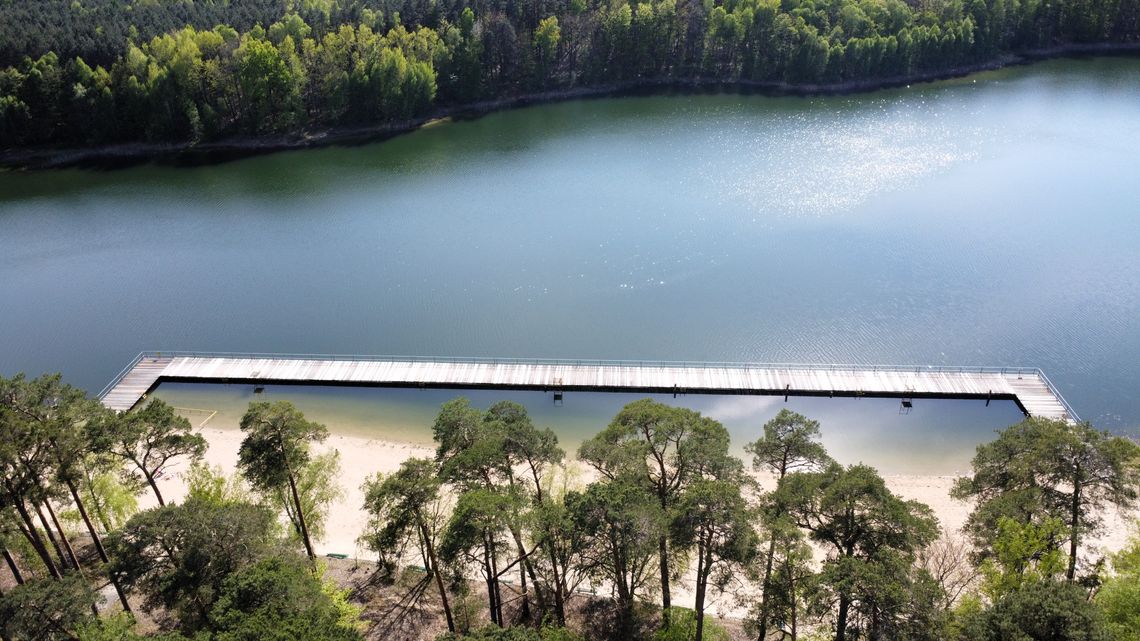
[[0, 0, 1138, 150], [2, 372, 1140, 640]]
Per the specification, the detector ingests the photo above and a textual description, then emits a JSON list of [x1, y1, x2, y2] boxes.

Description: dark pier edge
[[135, 374, 1028, 415]]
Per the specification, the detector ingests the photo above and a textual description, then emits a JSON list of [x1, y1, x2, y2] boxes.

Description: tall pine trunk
[[45, 501, 96, 618], [546, 542, 566, 625], [789, 569, 798, 641], [657, 458, 672, 628], [144, 470, 166, 507], [65, 478, 131, 612], [835, 592, 850, 641], [530, 469, 567, 622], [659, 534, 671, 625], [44, 501, 81, 572], [287, 470, 315, 561], [759, 458, 791, 641], [507, 527, 539, 621], [482, 533, 499, 626], [518, 550, 531, 622], [65, 480, 107, 562], [2, 548, 23, 584], [420, 522, 454, 632], [694, 538, 709, 641], [12, 498, 59, 579], [757, 534, 778, 641], [1067, 475, 1082, 582], [489, 542, 504, 625], [35, 502, 70, 571]]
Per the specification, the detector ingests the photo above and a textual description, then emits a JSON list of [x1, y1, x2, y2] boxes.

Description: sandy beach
[[142, 426, 438, 559], [141, 423, 1138, 615]]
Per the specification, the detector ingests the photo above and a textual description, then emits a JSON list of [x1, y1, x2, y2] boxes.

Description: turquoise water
[[150, 382, 1026, 474], [1, 57, 1138, 433]]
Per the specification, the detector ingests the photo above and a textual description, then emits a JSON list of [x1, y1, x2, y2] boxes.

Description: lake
[[1, 56, 1138, 447], [146, 382, 1024, 474]]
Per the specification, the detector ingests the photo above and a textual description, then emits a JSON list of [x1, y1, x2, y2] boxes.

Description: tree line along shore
[[1, 0, 1139, 156], [2, 371, 1140, 640]]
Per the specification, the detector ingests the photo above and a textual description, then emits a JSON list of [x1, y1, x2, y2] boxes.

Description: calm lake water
[[149, 382, 1027, 474], [1, 57, 1139, 449]]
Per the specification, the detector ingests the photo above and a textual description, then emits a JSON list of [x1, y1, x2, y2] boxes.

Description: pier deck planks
[[98, 353, 1077, 422]]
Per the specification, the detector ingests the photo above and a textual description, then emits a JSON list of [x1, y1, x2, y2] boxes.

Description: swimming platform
[[98, 351, 1078, 422]]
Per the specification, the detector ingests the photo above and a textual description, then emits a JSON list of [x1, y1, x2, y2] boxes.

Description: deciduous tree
[[1097, 525, 1140, 641], [273, 450, 343, 548], [979, 517, 1067, 601]]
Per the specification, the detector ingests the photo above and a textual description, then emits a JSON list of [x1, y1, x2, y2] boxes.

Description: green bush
[[654, 608, 730, 641], [436, 625, 585, 641], [1098, 527, 1140, 641], [969, 581, 1109, 641]]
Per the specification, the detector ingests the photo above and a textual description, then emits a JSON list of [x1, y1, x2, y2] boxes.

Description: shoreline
[[3, 44, 1138, 171], [145, 423, 1139, 568]]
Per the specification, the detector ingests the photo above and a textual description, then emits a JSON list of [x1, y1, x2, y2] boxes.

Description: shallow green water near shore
[[150, 382, 1027, 474], [1, 57, 1139, 436]]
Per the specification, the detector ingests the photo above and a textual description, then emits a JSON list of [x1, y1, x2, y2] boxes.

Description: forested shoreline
[[1, 0, 1138, 161]]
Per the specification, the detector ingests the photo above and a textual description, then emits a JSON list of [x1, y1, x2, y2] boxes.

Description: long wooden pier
[[97, 351, 1079, 422]]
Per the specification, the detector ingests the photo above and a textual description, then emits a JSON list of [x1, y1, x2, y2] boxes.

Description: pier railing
[[1034, 368, 1080, 422], [97, 349, 1080, 421], [97, 352, 148, 399]]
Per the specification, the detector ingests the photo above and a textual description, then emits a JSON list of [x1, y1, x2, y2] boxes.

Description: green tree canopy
[[952, 418, 1140, 581], [745, 409, 833, 479], [964, 580, 1110, 641], [744, 408, 832, 641], [0, 373, 87, 579], [274, 450, 343, 547], [0, 573, 95, 641], [361, 457, 455, 632], [674, 476, 758, 641], [433, 398, 561, 623], [238, 400, 329, 560], [566, 477, 664, 629], [781, 462, 940, 641], [979, 517, 1067, 601], [106, 498, 280, 632], [92, 398, 206, 506], [439, 487, 520, 627], [1096, 524, 1140, 641], [579, 398, 727, 624], [210, 554, 364, 641]]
